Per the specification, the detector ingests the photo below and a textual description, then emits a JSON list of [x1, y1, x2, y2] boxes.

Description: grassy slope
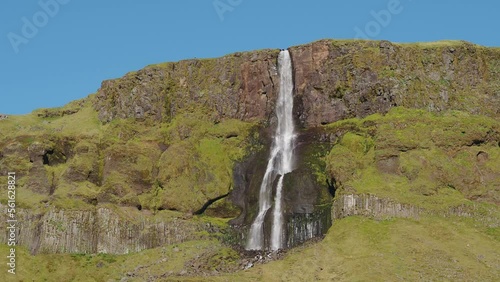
[[0, 96, 102, 210], [232, 216, 500, 282], [0, 239, 229, 281]]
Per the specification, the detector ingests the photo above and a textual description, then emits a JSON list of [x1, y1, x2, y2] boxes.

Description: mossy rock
[[324, 107, 500, 209]]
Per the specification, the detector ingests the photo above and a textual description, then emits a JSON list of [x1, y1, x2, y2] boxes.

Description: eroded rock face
[[332, 194, 423, 220], [289, 40, 500, 127], [0, 204, 204, 255], [94, 50, 280, 124], [94, 40, 500, 128], [332, 194, 500, 227], [228, 132, 333, 249], [229, 150, 268, 226], [63, 141, 100, 185], [101, 142, 162, 204]]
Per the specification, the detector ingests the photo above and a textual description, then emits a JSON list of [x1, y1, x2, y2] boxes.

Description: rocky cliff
[[1, 39, 499, 257], [0, 204, 208, 255], [332, 194, 499, 228], [94, 49, 280, 124], [290, 40, 500, 126], [93, 40, 500, 127]]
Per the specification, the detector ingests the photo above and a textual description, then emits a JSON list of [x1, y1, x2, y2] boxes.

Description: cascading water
[[246, 50, 295, 251]]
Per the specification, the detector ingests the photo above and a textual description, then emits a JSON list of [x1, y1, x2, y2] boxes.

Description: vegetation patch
[[324, 107, 500, 210]]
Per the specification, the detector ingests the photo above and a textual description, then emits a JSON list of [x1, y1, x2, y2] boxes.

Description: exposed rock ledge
[[0, 204, 204, 255], [332, 194, 422, 219], [3, 195, 497, 255], [332, 194, 499, 227]]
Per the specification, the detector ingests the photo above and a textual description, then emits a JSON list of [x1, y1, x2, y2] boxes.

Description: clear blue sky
[[1, 0, 499, 114]]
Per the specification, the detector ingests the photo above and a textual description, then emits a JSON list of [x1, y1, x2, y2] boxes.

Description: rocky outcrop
[[285, 204, 331, 248], [229, 204, 331, 250], [94, 50, 280, 123], [289, 40, 500, 127], [332, 194, 500, 227], [94, 40, 500, 127], [0, 204, 204, 255], [332, 194, 423, 220]]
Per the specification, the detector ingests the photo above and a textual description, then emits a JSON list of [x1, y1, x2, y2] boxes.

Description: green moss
[[325, 145, 359, 184], [340, 132, 374, 154], [324, 107, 500, 209], [379, 66, 397, 78], [0, 154, 32, 176], [352, 46, 383, 70], [1, 40, 500, 281], [129, 109, 260, 212], [5, 183, 48, 209], [299, 141, 332, 186]]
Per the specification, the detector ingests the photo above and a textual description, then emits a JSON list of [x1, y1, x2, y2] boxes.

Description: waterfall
[[246, 50, 295, 251]]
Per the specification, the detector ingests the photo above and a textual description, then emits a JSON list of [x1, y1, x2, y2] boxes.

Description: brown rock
[[94, 50, 281, 124]]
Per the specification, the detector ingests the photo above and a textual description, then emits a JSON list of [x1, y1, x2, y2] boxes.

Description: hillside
[[1, 39, 499, 281]]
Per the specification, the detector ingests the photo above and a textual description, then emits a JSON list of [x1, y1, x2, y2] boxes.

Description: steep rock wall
[[94, 50, 280, 123], [332, 194, 499, 227], [0, 204, 203, 255], [289, 40, 500, 127], [332, 194, 423, 220], [94, 40, 500, 127]]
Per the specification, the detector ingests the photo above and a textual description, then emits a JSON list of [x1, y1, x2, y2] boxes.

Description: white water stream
[[246, 50, 295, 251]]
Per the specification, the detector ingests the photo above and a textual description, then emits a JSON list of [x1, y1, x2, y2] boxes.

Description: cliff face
[[0, 204, 204, 255], [332, 194, 499, 228], [1, 39, 499, 257], [290, 40, 500, 127], [94, 49, 280, 124], [94, 40, 500, 126], [332, 194, 422, 220]]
